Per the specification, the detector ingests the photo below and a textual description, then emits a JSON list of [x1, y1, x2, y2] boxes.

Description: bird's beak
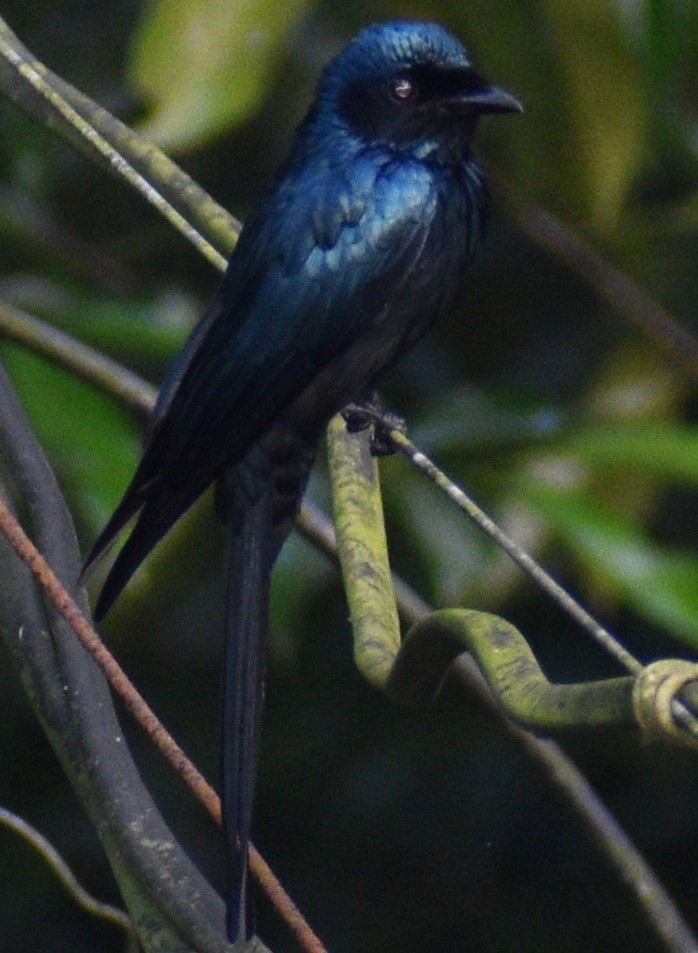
[[447, 84, 524, 116]]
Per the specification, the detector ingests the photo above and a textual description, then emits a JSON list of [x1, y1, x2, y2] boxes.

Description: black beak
[[467, 85, 523, 114], [446, 84, 523, 116]]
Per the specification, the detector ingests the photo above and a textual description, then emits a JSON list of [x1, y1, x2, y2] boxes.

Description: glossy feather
[[82, 20, 520, 943]]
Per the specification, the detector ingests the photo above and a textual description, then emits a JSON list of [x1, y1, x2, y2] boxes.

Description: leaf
[[561, 422, 698, 484], [127, 0, 311, 150], [540, 0, 647, 228], [0, 347, 141, 534], [412, 386, 565, 456], [457, 0, 646, 227], [521, 483, 698, 644]]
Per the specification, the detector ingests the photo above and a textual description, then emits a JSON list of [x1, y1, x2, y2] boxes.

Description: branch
[[509, 197, 698, 381], [3, 11, 697, 951], [0, 362, 236, 951], [0, 805, 138, 952], [327, 417, 698, 953], [0, 15, 237, 267], [0, 299, 158, 419]]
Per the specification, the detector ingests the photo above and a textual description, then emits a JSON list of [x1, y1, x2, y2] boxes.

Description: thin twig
[[451, 663, 698, 953], [0, 41, 222, 271], [329, 417, 698, 953], [511, 199, 698, 381], [0, 17, 235, 269], [0, 300, 158, 418], [346, 405, 643, 671], [380, 421, 698, 743], [4, 309, 696, 953], [2, 16, 696, 953], [0, 496, 328, 953], [0, 805, 138, 953]]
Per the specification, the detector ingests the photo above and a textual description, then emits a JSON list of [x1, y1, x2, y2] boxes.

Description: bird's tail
[[79, 482, 151, 590], [221, 462, 274, 943], [85, 481, 198, 621]]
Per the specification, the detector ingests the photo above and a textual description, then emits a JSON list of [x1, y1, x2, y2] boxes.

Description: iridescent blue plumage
[[82, 20, 520, 943]]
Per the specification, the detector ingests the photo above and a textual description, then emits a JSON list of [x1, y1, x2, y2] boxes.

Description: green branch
[[327, 415, 698, 952], [0, 15, 237, 267]]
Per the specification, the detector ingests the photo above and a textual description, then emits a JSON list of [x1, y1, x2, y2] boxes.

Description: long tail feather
[[221, 461, 274, 943]]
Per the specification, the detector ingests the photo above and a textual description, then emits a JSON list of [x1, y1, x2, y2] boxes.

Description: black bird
[[82, 20, 521, 943]]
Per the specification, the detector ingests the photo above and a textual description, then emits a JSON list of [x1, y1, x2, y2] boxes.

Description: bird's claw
[[341, 400, 406, 456]]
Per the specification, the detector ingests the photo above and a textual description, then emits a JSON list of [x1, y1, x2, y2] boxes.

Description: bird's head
[[314, 21, 522, 163]]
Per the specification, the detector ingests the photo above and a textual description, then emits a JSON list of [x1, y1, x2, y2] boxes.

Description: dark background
[[0, 0, 697, 950]]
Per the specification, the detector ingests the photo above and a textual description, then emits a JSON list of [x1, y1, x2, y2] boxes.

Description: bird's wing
[[85, 155, 439, 614], [153, 155, 439, 459]]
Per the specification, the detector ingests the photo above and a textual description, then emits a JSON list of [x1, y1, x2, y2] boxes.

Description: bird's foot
[[342, 396, 406, 457]]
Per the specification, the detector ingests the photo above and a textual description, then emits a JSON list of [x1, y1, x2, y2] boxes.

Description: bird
[[81, 20, 521, 944]]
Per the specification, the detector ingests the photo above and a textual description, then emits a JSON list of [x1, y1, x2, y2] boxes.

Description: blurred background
[[0, 0, 697, 950]]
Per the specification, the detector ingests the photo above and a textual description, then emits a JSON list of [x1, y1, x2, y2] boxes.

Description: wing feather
[[85, 155, 439, 613]]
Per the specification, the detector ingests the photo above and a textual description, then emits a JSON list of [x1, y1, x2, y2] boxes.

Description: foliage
[[0, 0, 696, 951]]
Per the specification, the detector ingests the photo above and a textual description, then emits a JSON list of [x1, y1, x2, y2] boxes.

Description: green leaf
[[457, 0, 647, 227], [561, 422, 698, 484], [1, 346, 141, 534], [412, 387, 565, 456], [127, 0, 311, 150], [541, 0, 647, 228], [521, 483, 698, 645]]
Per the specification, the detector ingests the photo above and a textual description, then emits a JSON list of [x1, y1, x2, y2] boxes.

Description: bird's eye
[[388, 76, 417, 103]]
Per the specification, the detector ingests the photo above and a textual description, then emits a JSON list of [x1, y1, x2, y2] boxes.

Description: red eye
[[389, 76, 417, 102]]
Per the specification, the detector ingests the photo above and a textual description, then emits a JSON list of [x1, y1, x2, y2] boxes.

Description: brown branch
[[512, 199, 698, 380], [0, 494, 327, 953]]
